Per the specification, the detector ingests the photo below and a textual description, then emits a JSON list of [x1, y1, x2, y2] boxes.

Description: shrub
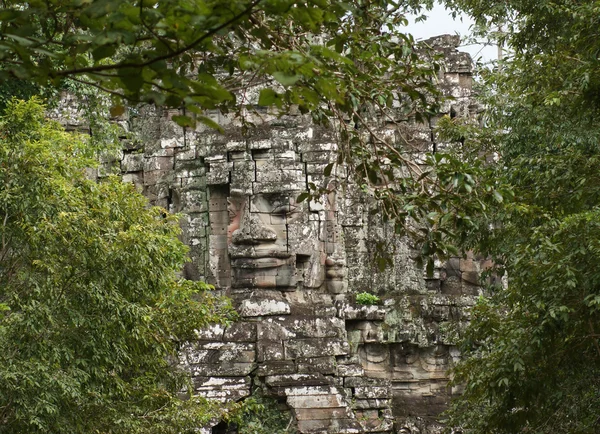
[[356, 292, 380, 305]]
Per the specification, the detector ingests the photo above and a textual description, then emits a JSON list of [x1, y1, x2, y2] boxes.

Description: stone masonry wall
[[59, 35, 484, 434]]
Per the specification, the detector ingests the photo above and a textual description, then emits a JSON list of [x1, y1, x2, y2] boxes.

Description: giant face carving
[[198, 129, 353, 292], [201, 145, 341, 290], [227, 192, 304, 288]]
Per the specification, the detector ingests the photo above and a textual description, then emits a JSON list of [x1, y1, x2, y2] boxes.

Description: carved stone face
[[204, 147, 341, 291], [227, 192, 304, 288]]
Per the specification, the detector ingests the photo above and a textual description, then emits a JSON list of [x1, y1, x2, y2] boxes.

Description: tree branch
[[54, 0, 264, 78]]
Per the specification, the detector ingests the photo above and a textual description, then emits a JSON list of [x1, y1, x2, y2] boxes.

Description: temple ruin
[[76, 34, 484, 433]]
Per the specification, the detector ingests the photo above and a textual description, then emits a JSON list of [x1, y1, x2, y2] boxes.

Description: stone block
[[121, 153, 144, 172], [143, 169, 171, 186], [174, 157, 206, 174], [223, 322, 257, 342], [174, 148, 196, 161], [336, 364, 364, 377], [160, 136, 185, 149], [257, 320, 294, 341], [144, 155, 173, 171], [265, 373, 331, 388], [295, 407, 350, 420], [195, 324, 225, 341], [188, 362, 255, 377], [206, 161, 233, 185], [356, 409, 394, 432], [351, 398, 391, 409], [143, 184, 170, 202], [230, 160, 255, 192], [440, 276, 463, 295], [445, 257, 461, 278], [257, 340, 285, 362], [240, 298, 290, 317], [248, 139, 273, 150], [297, 418, 361, 434], [180, 176, 207, 191], [193, 387, 250, 402], [180, 190, 208, 213], [462, 271, 480, 286], [297, 356, 336, 375], [121, 172, 144, 192], [257, 361, 296, 376], [459, 258, 479, 273], [184, 342, 255, 365], [344, 377, 390, 388], [192, 376, 250, 392], [301, 151, 334, 163], [282, 385, 336, 396], [287, 393, 344, 409], [284, 338, 349, 359], [354, 386, 392, 399], [226, 140, 246, 151], [258, 316, 346, 340], [337, 303, 387, 320]]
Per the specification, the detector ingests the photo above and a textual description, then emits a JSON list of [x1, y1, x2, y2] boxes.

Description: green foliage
[[437, 1, 600, 432], [0, 0, 500, 269], [61, 78, 122, 157], [0, 0, 436, 124], [356, 292, 381, 306], [0, 1, 489, 268], [225, 390, 297, 434], [0, 78, 43, 113], [0, 98, 236, 433]]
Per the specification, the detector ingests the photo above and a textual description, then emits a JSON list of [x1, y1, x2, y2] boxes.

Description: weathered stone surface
[[337, 303, 387, 320], [287, 392, 345, 409], [223, 321, 257, 342], [284, 338, 350, 359], [297, 418, 362, 434], [107, 34, 483, 434], [257, 360, 296, 376], [265, 373, 331, 388], [296, 356, 337, 375], [240, 298, 290, 317], [257, 339, 285, 362]]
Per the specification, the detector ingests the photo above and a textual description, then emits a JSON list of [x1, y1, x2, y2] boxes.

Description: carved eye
[[271, 204, 298, 219]]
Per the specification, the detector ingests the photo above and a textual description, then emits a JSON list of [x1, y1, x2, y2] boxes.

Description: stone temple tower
[[91, 35, 482, 434]]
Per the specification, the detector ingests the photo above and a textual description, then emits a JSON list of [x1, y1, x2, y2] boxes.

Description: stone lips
[[97, 34, 486, 434]]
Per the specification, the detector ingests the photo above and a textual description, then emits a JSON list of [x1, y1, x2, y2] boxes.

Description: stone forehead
[[206, 148, 310, 194]]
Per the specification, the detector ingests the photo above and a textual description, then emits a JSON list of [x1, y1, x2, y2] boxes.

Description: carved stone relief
[[102, 34, 484, 434]]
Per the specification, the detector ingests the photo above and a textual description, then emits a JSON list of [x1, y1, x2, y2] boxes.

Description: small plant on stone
[[356, 292, 380, 305]]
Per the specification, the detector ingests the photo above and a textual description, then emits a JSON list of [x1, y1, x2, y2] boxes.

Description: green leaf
[[92, 44, 117, 61], [296, 192, 309, 203], [258, 88, 278, 106], [196, 115, 223, 132], [172, 114, 196, 128], [272, 71, 301, 86], [109, 105, 125, 117]]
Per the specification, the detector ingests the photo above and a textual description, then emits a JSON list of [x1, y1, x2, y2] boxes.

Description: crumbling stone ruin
[[62, 35, 485, 433]]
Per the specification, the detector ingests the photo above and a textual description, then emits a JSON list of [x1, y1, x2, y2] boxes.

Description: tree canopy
[[0, 98, 235, 433], [438, 0, 600, 432], [0, 0, 499, 270], [0, 0, 437, 124]]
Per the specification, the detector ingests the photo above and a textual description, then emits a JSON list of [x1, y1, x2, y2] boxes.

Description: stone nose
[[231, 208, 277, 245]]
